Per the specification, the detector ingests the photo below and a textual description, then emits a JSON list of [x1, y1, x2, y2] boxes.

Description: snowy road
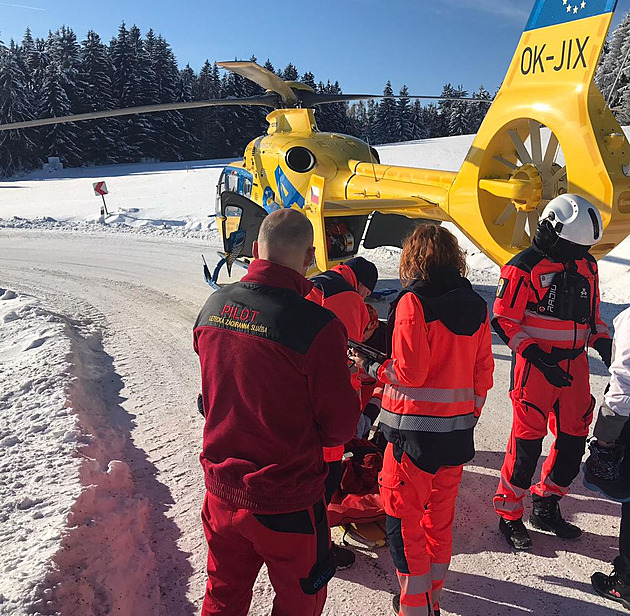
[[0, 228, 625, 615]]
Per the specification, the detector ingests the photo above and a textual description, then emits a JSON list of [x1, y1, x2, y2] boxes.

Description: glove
[[522, 344, 573, 388], [585, 439, 625, 481], [593, 337, 613, 368]]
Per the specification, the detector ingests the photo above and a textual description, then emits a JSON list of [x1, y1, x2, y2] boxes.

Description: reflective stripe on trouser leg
[[494, 430, 543, 521], [495, 356, 551, 520], [423, 465, 462, 609], [532, 411, 589, 499], [430, 562, 450, 611], [380, 445, 432, 615]]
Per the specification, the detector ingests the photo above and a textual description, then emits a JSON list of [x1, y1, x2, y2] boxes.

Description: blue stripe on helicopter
[[525, 0, 617, 31], [274, 166, 305, 209]]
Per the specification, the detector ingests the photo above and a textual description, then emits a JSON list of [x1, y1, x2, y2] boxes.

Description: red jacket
[[492, 246, 609, 354], [194, 259, 361, 513], [308, 264, 369, 462], [377, 268, 494, 472]]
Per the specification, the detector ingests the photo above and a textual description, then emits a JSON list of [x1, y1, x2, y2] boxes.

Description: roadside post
[[92, 181, 109, 217]]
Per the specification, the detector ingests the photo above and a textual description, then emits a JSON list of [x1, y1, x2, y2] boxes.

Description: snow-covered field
[[0, 134, 629, 615]]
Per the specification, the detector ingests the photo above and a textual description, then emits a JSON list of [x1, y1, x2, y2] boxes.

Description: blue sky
[[1, 0, 630, 97]]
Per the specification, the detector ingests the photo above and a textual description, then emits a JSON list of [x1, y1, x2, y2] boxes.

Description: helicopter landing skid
[[203, 253, 251, 290]]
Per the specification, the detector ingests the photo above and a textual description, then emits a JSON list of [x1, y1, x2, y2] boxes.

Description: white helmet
[[539, 194, 603, 246]]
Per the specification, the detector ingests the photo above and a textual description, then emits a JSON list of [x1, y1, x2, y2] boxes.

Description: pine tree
[[421, 103, 441, 138], [373, 81, 397, 144], [448, 85, 471, 135], [469, 85, 492, 132], [410, 99, 428, 140], [596, 12, 630, 110], [37, 60, 83, 166], [176, 64, 201, 159], [0, 42, 38, 175], [110, 23, 157, 161], [78, 30, 119, 163], [394, 85, 413, 142], [196, 60, 225, 158], [300, 71, 316, 90], [281, 63, 298, 81]]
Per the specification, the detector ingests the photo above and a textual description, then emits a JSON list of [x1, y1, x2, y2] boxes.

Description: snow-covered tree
[[77, 30, 120, 163], [37, 60, 83, 167], [410, 100, 428, 140], [0, 42, 38, 175], [596, 11, 630, 111], [394, 85, 413, 142], [373, 81, 397, 144]]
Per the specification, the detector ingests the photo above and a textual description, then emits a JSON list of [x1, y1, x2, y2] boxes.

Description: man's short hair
[[258, 209, 313, 254]]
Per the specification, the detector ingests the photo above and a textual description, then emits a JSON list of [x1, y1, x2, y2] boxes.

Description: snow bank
[[0, 290, 161, 616]]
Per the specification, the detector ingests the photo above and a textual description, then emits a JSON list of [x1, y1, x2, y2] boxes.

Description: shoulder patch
[[496, 278, 508, 299]]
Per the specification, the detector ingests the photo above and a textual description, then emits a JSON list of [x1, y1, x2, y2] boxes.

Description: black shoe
[[391, 593, 400, 615], [592, 565, 630, 610], [332, 544, 355, 570], [529, 498, 582, 539], [499, 517, 533, 550], [584, 463, 630, 503]]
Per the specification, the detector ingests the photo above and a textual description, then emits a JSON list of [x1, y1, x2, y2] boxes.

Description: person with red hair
[[351, 224, 494, 616]]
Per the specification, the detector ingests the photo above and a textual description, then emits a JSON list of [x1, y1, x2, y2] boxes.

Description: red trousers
[[379, 443, 463, 615], [201, 492, 332, 616], [494, 352, 594, 520]]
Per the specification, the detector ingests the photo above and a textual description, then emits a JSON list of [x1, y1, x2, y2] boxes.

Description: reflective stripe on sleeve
[[381, 362, 402, 386]]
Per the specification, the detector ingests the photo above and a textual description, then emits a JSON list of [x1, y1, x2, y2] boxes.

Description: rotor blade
[[527, 211, 540, 238], [0, 95, 279, 132], [303, 93, 494, 106], [511, 210, 527, 247], [493, 155, 518, 171], [495, 203, 516, 226], [529, 119, 543, 166], [508, 129, 533, 165], [542, 132, 559, 170], [217, 61, 298, 106]]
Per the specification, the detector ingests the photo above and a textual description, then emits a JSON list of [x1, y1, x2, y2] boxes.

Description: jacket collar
[[407, 266, 470, 297], [242, 259, 314, 297]]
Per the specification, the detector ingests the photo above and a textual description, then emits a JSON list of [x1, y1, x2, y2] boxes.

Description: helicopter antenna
[[366, 136, 378, 183]]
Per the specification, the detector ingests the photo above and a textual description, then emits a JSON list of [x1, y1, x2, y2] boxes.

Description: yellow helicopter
[[2, 0, 630, 284]]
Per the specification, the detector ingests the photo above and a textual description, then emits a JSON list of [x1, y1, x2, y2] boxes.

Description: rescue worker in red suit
[[492, 194, 613, 550], [194, 209, 361, 616], [351, 225, 494, 616], [307, 256, 378, 569]]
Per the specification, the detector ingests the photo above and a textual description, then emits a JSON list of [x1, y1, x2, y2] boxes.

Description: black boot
[[592, 557, 630, 610], [499, 517, 533, 550], [529, 496, 582, 539]]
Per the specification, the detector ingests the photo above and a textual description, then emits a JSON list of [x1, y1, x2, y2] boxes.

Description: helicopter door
[[363, 212, 432, 249], [220, 192, 267, 258]]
